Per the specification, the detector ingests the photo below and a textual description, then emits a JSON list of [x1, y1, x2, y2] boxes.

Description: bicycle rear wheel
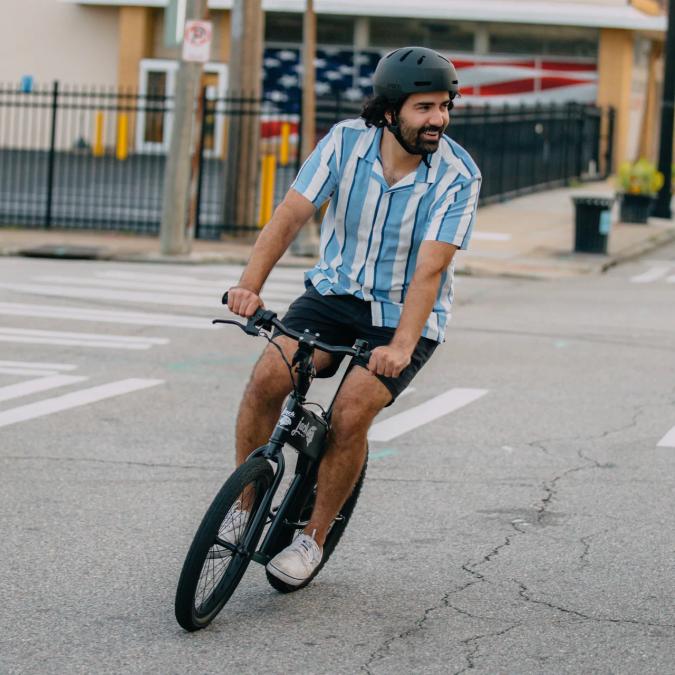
[[266, 454, 367, 593], [175, 457, 273, 631]]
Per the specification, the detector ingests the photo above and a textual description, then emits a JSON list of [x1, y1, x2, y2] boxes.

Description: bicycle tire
[[266, 454, 367, 593], [175, 457, 274, 631]]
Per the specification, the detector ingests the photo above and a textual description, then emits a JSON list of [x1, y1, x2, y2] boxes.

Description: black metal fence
[[0, 81, 613, 238]]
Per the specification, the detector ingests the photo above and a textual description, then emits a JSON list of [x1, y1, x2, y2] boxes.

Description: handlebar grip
[[222, 291, 229, 305]]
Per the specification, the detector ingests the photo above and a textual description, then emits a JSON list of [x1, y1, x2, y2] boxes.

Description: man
[[226, 46, 481, 587]]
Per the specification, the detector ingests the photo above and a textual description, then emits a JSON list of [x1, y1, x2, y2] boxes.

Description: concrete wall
[[0, 0, 119, 86]]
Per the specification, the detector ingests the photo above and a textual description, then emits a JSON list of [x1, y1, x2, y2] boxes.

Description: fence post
[[45, 80, 59, 229], [604, 107, 615, 178], [194, 86, 208, 240]]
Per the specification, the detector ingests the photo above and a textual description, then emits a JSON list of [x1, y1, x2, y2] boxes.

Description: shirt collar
[[359, 127, 438, 187]]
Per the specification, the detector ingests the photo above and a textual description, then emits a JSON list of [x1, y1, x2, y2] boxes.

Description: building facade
[[0, 0, 668, 166]]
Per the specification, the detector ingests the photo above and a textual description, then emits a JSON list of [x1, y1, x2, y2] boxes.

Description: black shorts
[[275, 284, 438, 405]]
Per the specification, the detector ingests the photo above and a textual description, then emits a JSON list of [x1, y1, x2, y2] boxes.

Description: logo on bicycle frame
[[278, 410, 295, 428], [291, 419, 317, 444]]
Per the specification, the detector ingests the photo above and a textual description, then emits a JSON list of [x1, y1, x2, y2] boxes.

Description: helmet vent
[[417, 56, 426, 65], [414, 81, 432, 86], [386, 49, 400, 60], [399, 49, 414, 62]]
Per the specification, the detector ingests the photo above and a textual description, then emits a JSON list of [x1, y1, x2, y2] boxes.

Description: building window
[[265, 12, 303, 44], [266, 12, 355, 47], [488, 24, 598, 58], [369, 18, 475, 52], [318, 15, 355, 45]]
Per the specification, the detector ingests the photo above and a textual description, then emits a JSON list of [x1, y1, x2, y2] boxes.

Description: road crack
[[361, 592, 451, 674], [515, 581, 675, 630], [453, 623, 521, 675]]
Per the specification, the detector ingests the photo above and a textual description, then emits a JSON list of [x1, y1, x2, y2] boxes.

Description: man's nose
[[429, 108, 446, 127]]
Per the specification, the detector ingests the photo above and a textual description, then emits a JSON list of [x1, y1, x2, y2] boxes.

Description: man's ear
[[384, 109, 393, 126]]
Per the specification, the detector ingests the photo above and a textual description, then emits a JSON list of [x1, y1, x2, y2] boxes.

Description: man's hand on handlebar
[[367, 344, 411, 379], [226, 286, 264, 318]]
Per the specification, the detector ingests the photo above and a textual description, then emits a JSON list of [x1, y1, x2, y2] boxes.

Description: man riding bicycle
[[226, 47, 481, 587]]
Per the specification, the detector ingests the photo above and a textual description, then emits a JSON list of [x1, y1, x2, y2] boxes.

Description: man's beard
[[398, 118, 447, 154]]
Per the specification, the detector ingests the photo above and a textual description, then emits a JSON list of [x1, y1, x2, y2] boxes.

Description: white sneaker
[[266, 532, 323, 586]]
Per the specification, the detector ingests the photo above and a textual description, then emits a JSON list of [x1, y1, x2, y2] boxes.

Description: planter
[[619, 193, 654, 224]]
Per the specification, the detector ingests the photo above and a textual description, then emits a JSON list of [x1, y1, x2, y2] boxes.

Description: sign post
[[159, 0, 209, 255]]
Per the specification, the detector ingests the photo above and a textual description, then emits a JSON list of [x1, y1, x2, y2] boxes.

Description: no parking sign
[[182, 20, 212, 63]]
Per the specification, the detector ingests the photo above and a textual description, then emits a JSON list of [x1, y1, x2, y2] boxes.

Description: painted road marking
[[0, 367, 62, 377], [92, 271, 304, 293], [369, 448, 399, 461], [0, 302, 216, 330], [630, 265, 673, 283], [657, 425, 675, 448], [0, 283, 294, 310], [0, 360, 77, 371], [368, 388, 489, 442], [0, 375, 87, 403], [0, 378, 164, 428], [0, 327, 169, 350]]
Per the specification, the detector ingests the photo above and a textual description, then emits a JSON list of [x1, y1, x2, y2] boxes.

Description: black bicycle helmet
[[372, 47, 459, 166], [373, 46, 459, 101]]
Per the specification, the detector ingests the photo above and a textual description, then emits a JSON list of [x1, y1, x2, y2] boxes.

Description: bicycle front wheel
[[174, 457, 273, 631]]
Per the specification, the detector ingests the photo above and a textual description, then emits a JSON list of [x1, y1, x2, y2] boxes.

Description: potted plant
[[616, 159, 665, 224]]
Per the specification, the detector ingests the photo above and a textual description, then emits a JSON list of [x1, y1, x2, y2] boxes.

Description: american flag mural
[[261, 47, 597, 143], [263, 46, 598, 111]]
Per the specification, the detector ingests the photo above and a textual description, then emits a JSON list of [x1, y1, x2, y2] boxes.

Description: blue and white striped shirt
[[291, 118, 481, 342]]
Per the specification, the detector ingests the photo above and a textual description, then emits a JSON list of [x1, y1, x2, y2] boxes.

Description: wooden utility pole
[[159, 0, 208, 254], [223, 0, 264, 230], [291, 0, 319, 255], [301, 0, 316, 161]]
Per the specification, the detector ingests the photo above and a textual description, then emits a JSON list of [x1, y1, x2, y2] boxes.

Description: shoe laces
[[290, 533, 320, 561]]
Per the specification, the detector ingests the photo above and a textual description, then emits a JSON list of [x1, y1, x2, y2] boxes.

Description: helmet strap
[[385, 112, 432, 168]]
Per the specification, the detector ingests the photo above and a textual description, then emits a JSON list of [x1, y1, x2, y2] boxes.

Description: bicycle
[[174, 292, 372, 631]]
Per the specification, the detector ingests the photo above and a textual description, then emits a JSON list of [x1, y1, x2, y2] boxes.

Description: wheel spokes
[[193, 483, 258, 614]]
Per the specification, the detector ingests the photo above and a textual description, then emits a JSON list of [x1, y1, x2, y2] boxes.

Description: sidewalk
[[1, 180, 674, 279]]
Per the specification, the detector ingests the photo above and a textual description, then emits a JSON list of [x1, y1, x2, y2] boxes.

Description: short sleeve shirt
[[291, 118, 481, 342]]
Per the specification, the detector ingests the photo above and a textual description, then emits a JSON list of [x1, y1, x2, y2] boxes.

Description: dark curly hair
[[360, 93, 456, 128], [360, 94, 408, 128]]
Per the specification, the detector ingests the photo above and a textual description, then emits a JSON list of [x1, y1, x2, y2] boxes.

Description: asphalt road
[[0, 246, 674, 674]]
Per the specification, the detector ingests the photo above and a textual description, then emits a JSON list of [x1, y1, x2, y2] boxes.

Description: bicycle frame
[[238, 334, 366, 567]]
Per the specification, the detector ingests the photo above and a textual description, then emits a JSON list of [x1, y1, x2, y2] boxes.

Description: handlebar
[[216, 291, 371, 361]]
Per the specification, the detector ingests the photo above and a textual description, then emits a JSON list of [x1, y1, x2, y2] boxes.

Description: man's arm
[[227, 189, 316, 317], [368, 240, 457, 378]]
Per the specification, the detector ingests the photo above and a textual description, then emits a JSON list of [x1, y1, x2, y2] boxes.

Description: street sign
[[182, 20, 213, 63]]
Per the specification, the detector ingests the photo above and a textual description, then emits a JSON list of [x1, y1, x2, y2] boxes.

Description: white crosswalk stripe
[[0, 378, 164, 429], [0, 375, 88, 403], [630, 261, 675, 284], [368, 388, 489, 442], [0, 327, 169, 350]]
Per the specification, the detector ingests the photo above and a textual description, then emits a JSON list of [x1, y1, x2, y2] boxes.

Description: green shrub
[[616, 158, 665, 196]]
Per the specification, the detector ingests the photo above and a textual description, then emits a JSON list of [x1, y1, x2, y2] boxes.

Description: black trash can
[[572, 196, 615, 254]]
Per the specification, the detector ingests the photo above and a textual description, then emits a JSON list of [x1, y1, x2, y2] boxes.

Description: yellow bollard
[[93, 111, 105, 157], [279, 122, 291, 166], [258, 154, 277, 227], [116, 113, 128, 161]]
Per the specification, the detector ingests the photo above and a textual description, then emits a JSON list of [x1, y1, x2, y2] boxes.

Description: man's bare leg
[[304, 367, 392, 546], [235, 336, 333, 465]]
